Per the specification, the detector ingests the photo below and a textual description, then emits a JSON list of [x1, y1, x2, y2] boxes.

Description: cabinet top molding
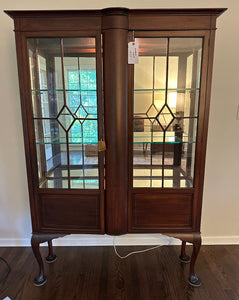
[[5, 8, 227, 19], [5, 8, 227, 36]]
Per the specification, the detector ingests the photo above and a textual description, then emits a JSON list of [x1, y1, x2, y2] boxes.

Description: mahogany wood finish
[[180, 241, 191, 263], [5, 7, 226, 286], [39, 193, 101, 231], [132, 192, 193, 229], [189, 237, 202, 286], [31, 234, 65, 286], [46, 240, 57, 263], [102, 8, 129, 235]]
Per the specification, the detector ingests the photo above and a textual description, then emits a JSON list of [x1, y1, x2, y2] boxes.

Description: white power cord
[[113, 236, 166, 259]]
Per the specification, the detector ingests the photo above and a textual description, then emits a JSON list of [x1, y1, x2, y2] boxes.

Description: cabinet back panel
[[39, 193, 101, 230], [132, 192, 193, 229]]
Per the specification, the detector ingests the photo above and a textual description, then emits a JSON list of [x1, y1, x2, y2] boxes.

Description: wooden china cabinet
[[5, 8, 226, 287]]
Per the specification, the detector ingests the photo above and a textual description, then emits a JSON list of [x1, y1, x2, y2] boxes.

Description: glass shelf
[[32, 89, 97, 92], [32, 88, 200, 92], [134, 88, 200, 92], [133, 140, 196, 144], [36, 137, 195, 145], [36, 141, 98, 145], [133, 132, 194, 144], [36, 136, 98, 144]]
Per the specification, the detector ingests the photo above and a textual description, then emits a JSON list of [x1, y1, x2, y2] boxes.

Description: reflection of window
[[54, 56, 98, 144], [68, 69, 98, 143]]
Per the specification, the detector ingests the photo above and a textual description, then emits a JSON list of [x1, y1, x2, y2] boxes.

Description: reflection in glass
[[28, 37, 100, 189], [133, 37, 203, 188]]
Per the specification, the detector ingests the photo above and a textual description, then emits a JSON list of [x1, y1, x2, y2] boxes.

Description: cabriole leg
[[188, 237, 201, 287], [179, 240, 190, 263], [168, 233, 202, 287], [31, 234, 47, 286], [31, 233, 65, 286], [46, 240, 57, 263]]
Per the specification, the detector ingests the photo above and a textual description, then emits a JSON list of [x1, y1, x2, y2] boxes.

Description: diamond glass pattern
[[146, 104, 158, 120], [75, 104, 88, 123], [156, 105, 174, 130], [57, 106, 75, 131]]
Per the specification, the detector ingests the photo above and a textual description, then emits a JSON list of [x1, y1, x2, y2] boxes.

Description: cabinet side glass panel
[[133, 37, 203, 188], [28, 37, 101, 189]]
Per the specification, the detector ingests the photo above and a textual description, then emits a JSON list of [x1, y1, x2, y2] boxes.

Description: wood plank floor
[[0, 245, 238, 300]]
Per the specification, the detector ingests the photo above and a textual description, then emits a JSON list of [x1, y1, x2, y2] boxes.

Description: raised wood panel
[[131, 192, 193, 229], [39, 193, 101, 231]]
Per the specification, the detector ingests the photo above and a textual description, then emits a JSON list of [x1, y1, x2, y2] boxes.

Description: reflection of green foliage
[[68, 70, 98, 143], [83, 120, 98, 138], [70, 119, 98, 142], [69, 71, 96, 90]]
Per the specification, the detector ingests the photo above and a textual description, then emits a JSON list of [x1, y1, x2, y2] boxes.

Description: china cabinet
[[5, 7, 226, 287]]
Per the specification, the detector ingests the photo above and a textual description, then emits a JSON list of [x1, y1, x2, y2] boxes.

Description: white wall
[[0, 0, 238, 246]]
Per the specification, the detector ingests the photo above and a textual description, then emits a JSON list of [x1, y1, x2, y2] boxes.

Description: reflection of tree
[[68, 70, 98, 143]]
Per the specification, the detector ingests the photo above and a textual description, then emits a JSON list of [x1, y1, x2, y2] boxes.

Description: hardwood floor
[[0, 245, 238, 300]]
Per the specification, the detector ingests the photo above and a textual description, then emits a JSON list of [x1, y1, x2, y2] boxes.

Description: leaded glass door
[[128, 32, 207, 231], [27, 35, 104, 232]]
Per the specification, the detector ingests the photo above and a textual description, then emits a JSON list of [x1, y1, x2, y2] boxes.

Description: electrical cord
[[113, 236, 168, 259], [0, 257, 11, 284]]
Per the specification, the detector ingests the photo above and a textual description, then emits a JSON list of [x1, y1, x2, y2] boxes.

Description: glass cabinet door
[[27, 37, 103, 189], [132, 36, 203, 189]]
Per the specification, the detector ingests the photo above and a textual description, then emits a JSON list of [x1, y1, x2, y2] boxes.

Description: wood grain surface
[[0, 245, 238, 300]]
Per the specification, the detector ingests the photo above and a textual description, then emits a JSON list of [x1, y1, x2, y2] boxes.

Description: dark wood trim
[[5, 8, 227, 19], [95, 32, 105, 234], [132, 188, 194, 194], [129, 8, 227, 16], [36, 228, 103, 234], [10, 16, 101, 32], [127, 31, 134, 233], [5, 8, 227, 33], [14, 32, 41, 231], [17, 30, 102, 38], [192, 31, 210, 231], [133, 30, 209, 38], [37, 189, 101, 195], [102, 10, 129, 235], [195, 30, 217, 230]]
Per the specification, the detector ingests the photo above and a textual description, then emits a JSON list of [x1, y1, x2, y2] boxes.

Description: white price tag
[[128, 42, 139, 64]]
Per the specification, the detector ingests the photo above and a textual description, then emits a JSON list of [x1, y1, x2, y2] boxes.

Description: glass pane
[[132, 37, 202, 188], [167, 89, 200, 118], [164, 38, 202, 188], [133, 38, 167, 188], [28, 37, 101, 189]]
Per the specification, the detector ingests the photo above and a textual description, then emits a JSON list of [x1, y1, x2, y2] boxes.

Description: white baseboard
[[0, 238, 30, 247], [0, 234, 238, 247], [202, 235, 239, 245]]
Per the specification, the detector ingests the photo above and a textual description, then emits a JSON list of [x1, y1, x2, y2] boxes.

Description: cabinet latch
[[98, 140, 106, 152]]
